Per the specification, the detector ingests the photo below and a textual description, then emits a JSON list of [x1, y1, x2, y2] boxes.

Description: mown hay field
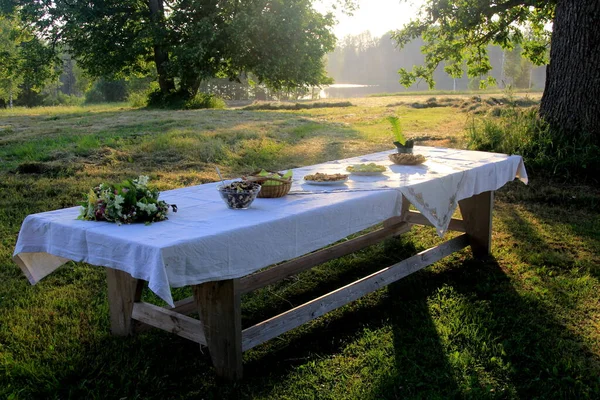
[[1, 93, 599, 399]]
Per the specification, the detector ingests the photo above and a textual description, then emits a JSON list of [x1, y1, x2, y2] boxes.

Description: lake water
[[320, 84, 385, 99]]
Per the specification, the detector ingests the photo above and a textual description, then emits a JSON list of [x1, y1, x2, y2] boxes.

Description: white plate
[[347, 170, 385, 176], [304, 179, 348, 186]]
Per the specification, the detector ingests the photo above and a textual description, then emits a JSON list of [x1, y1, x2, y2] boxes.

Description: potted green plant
[[387, 116, 414, 153]]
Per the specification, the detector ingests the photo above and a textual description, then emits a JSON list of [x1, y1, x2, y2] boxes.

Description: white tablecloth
[[13, 147, 527, 306]]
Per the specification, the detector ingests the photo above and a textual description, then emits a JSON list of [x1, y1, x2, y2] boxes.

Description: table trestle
[[112, 191, 493, 381]]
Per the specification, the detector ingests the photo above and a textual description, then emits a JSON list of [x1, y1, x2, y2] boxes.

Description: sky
[[314, 0, 424, 39]]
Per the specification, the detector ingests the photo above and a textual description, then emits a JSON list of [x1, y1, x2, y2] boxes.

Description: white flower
[[136, 175, 150, 186], [136, 201, 157, 214], [113, 195, 125, 216]]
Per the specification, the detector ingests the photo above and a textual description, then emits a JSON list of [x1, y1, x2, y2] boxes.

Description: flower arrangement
[[78, 176, 176, 224]]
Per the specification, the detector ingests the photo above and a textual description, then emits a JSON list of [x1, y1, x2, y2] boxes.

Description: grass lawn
[[1, 95, 599, 399]]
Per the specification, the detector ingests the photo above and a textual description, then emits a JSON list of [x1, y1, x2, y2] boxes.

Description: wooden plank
[[131, 302, 206, 345], [458, 191, 494, 258], [170, 296, 196, 315], [405, 211, 467, 232], [194, 279, 243, 380], [242, 234, 470, 351], [133, 296, 200, 334], [239, 220, 411, 294], [106, 268, 144, 336]]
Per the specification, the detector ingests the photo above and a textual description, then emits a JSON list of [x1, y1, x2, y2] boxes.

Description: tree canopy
[[392, 0, 600, 141], [0, 14, 56, 106], [392, 0, 553, 89], [2, 0, 338, 102]]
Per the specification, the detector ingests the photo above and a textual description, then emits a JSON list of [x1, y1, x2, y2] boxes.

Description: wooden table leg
[[193, 279, 243, 380], [458, 191, 494, 258], [383, 194, 412, 230], [106, 268, 144, 336]]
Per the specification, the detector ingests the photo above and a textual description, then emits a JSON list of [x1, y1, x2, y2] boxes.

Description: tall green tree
[[393, 0, 600, 141], [3, 0, 337, 102], [0, 14, 56, 107], [0, 15, 23, 106]]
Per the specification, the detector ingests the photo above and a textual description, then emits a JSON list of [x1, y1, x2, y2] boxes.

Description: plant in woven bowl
[[79, 176, 176, 224], [388, 116, 414, 153]]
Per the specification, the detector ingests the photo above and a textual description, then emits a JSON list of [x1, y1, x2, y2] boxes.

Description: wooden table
[[105, 191, 493, 380]]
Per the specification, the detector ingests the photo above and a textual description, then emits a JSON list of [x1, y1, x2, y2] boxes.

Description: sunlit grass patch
[[0, 103, 133, 117], [0, 98, 599, 398], [242, 101, 353, 111]]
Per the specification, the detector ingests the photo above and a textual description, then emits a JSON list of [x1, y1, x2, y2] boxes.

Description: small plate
[[304, 179, 348, 186], [348, 171, 385, 176]]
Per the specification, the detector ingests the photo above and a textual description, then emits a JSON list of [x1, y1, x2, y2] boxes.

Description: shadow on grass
[[382, 280, 461, 399], [9, 242, 600, 399], [443, 256, 600, 398], [243, 181, 600, 398], [500, 188, 600, 281], [6, 185, 599, 399], [240, 237, 462, 398]]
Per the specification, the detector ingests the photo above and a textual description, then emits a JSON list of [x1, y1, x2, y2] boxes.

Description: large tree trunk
[[540, 0, 600, 142], [180, 75, 201, 98], [148, 0, 175, 94]]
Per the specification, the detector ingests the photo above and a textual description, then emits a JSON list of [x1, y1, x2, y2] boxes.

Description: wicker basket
[[244, 170, 292, 198]]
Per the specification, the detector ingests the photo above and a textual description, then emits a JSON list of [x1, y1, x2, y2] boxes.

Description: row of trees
[[0, 15, 56, 107], [1, 0, 598, 148], [0, 24, 138, 108], [1, 28, 545, 108], [393, 0, 599, 142], [1, 0, 338, 106], [326, 31, 546, 92]]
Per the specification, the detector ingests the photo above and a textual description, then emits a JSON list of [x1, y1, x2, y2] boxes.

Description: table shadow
[[241, 237, 461, 398], [14, 228, 600, 399]]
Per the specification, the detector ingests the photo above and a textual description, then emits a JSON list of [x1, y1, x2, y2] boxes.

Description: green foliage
[[6, 0, 337, 105], [145, 89, 225, 110], [1, 103, 600, 398], [387, 116, 406, 145], [218, 0, 336, 91], [78, 176, 174, 224], [125, 76, 154, 107], [0, 16, 24, 102], [84, 79, 129, 104], [127, 91, 148, 108], [41, 93, 84, 107], [184, 93, 226, 110], [0, 14, 58, 105], [467, 107, 600, 179], [502, 44, 535, 89], [83, 87, 106, 104], [392, 1, 553, 89]]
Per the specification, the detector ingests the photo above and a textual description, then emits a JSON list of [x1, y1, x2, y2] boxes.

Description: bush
[[466, 107, 600, 179], [42, 93, 84, 107], [85, 79, 128, 104], [84, 86, 106, 104], [128, 91, 148, 108], [184, 92, 226, 110], [146, 89, 226, 109]]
